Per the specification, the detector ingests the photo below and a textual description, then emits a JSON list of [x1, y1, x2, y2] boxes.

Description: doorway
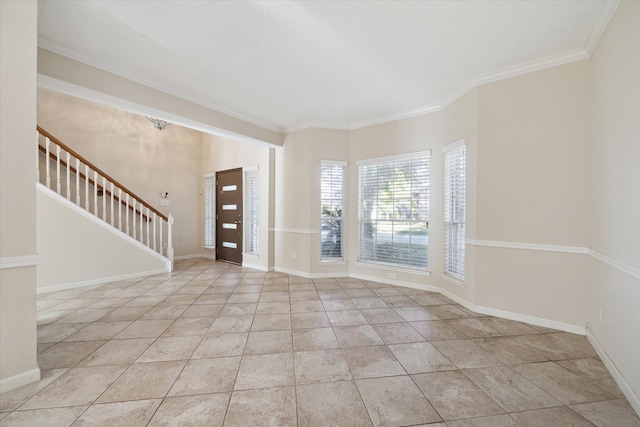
[[216, 168, 243, 264]]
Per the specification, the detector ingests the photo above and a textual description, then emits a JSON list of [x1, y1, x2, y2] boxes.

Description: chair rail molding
[[0, 255, 39, 269]]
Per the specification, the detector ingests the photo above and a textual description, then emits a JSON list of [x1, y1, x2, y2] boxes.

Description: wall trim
[[242, 261, 269, 272], [354, 261, 431, 277], [174, 253, 216, 261], [588, 249, 640, 280], [350, 272, 437, 291], [274, 266, 348, 279], [467, 238, 640, 280], [396, 270, 588, 335], [273, 257, 588, 336], [474, 304, 586, 335], [0, 255, 39, 270], [350, 272, 587, 335], [586, 328, 640, 416], [466, 239, 588, 254], [0, 367, 41, 395], [37, 268, 166, 294], [273, 267, 312, 278], [270, 227, 319, 235]]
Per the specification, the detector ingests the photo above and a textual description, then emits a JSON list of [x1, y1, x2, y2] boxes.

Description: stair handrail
[[37, 126, 167, 222], [37, 126, 174, 267]]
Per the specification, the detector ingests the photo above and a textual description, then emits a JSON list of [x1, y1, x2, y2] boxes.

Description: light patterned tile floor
[[1, 258, 639, 427]]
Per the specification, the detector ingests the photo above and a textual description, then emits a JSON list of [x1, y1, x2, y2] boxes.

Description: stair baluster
[[37, 126, 174, 269], [75, 158, 80, 206], [55, 145, 61, 194]]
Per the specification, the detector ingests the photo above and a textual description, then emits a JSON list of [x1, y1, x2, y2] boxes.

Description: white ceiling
[[37, 0, 618, 133]]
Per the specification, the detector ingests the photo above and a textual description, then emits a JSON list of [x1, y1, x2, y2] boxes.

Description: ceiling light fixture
[[145, 116, 171, 131]]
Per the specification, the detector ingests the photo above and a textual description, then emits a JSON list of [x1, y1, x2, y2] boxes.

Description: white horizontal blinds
[[203, 175, 215, 248], [358, 151, 430, 270], [244, 168, 259, 254], [444, 141, 466, 280], [321, 162, 345, 260]]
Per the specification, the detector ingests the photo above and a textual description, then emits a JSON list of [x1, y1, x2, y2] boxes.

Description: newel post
[[167, 214, 175, 272]]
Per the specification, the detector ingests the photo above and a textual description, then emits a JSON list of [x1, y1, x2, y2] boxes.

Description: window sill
[[321, 259, 347, 264]]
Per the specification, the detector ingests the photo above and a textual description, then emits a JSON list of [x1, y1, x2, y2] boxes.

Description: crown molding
[[38, 0, 619, 136], [37, 40, 284, 135], [583, 0, 620, 55]]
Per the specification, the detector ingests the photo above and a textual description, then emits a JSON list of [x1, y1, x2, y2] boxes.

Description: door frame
[[215, 167, 243, 265]]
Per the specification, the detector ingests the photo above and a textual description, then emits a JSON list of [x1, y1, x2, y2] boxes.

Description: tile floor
[[1, 258, 638, 427]]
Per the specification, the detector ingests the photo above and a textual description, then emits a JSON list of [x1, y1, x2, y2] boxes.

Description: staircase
[[36, 126, 174, 271]]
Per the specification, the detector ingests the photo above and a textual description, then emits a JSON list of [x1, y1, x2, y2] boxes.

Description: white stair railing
[[36, 127, 174, 266]]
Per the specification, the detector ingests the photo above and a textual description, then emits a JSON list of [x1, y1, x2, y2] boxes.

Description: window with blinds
[[203, 174, 215, 248], [321, 161, 346, 260], [244, 167, 259, 254], [443, 140, 466, 281], [358, 151, 430, 270]]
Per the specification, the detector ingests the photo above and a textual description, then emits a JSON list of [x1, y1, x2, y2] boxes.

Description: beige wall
[[37, 187, 167, 291], [273, 128, 351, 277], [348, 111, 443, 292], [476, 61, 591, 246], [348, 91, 478, 299], [274, 129, 314, 274], [309, 128, 351, 276], [473, 60, 591, 328], [37, 88, 202, 257], [200, 134, 275, 271], [37, 49, 283, 147], [0, 1, 40, 392], [588, 0, 640, 410]]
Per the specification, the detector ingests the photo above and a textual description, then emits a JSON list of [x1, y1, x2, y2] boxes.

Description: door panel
[[216, 168, 243, 264]]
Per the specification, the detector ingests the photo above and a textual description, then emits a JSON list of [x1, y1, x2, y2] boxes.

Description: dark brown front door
[[216, 168, 243, 264]]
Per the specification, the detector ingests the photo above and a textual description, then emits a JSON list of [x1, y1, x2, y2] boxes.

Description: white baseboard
[[586, 328, 640, 416], [36, 268, 167, 294], [174, 253, 216, 261], [242, 262, 270, 272], [474, 304, 586, 335], [350, 272, 440, 293], [274, 267, 348, 279], [349, 272, 586, 335], [0, 367, 41, 395], [273, 267, 313, 278]]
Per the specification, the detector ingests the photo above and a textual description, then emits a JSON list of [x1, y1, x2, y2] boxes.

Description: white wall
[[0, 0, 40, 393], [37, 186, 168, 292], [37, 88, 202, 257], [587, 0, 640, 412]]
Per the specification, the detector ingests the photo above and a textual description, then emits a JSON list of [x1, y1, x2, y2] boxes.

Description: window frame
[[443, 139, 466, 282], [357, 151, 431, 271], [320, 160, 346, 262], [244, 166, 259, 255], [203, 173, 215, 249]]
